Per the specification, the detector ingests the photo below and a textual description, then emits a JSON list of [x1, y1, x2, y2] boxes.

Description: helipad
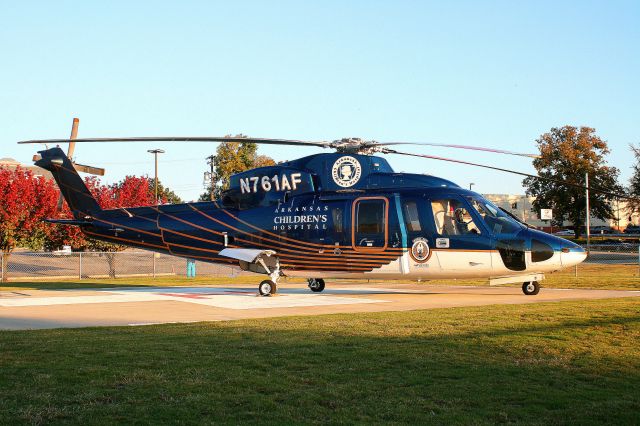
[[1, 283, 638, 330]]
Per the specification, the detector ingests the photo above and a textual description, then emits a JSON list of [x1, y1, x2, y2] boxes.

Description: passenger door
[[352, 197, 388, 251]]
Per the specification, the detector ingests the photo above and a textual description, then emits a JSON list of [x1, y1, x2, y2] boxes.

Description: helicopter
[[20, 127, 589, 297]]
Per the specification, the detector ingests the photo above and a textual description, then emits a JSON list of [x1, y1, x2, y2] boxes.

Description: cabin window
[[431, 199, 481, 236], [531, 239, 554, 262], [353, 197, 388, 251], [356, 200, 386, 234], [403, 201, 422, 232], [332, 208, 343, 233]]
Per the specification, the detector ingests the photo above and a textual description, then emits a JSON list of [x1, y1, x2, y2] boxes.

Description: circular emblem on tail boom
[[331, 156, 362, 187]]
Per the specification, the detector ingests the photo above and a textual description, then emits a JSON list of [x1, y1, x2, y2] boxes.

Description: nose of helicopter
[[526, 229, 587, 268], [559, 239, 588, 267]]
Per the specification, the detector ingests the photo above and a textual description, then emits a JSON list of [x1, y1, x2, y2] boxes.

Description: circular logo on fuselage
[[410, 237, 431, 263], [331, 156, 362, 188]]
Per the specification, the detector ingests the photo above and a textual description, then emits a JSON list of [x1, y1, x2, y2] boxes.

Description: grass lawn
[[1, 298, 639, 424], [2, 263, 639, 291], [445, 263, 640, 291]]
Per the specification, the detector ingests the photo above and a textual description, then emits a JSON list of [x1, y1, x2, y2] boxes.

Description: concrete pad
[[0, 283, 638, 330]]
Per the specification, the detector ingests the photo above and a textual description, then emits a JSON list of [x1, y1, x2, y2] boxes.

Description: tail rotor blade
[[72, 163, 105, 176], [66, 117, 79, 159], [57, 117, 80, 211]]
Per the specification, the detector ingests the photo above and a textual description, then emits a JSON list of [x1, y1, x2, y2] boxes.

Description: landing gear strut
[[308, 278, 325, 293], [255, 256, 281, 297], [522, 281, 540, 295]]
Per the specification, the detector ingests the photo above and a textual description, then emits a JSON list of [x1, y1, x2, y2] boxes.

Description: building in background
[[0, 157, 53, 180], [484, 194, 634, 231]]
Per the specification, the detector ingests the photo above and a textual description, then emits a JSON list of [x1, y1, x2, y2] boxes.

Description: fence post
[[637, 244, 640, 277], [78, 252, 82, 280], [152, 253, 156, 278], [574, 264, 578, 277], [0, 252, 3, 283]]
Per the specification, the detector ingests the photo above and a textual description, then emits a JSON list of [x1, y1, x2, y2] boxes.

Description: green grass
[[3, 263, 640, 292], [443, 264, 640, 290], [1, 298, 639, 424]]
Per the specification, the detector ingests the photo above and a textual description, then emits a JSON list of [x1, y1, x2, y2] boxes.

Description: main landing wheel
[[308, 278, 325, 293], [522, 281, 540, 296], [259, 280, 277, 296]]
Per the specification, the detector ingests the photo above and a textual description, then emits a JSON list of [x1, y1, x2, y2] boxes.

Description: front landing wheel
[[522, 281, 540, 296], [308, 278, 325, 293], [259, 280, 277, 296]]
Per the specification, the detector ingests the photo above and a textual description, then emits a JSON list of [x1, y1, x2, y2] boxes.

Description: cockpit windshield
[[466, 196, 523, 235]]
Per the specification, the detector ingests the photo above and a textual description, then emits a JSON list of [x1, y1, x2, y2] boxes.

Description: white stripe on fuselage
[[284, 249, 577, 280]]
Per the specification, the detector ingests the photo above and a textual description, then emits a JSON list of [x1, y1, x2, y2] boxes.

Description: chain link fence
[[1, 244, 639, 282], [0, 251, 240, 282], [569, 242, 640, 280]]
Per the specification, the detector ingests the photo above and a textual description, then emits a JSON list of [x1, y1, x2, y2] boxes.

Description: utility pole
[[585, 172, 591, 251], [206, 155, 216, 201], [147, 149, 165, 204]]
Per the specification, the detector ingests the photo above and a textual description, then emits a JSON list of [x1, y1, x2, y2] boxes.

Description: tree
[[625, 145, 640, 217], [522, 126, 622, 238], [0, 166, 58, 281], [45, 175, 160, 278], [149, 178, 182, 204], [87, 175, 159, 277], [199, 136, 275, 201], [42, 202, 86, 252]]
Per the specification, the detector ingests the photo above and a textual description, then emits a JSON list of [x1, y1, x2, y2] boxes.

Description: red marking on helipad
[[157, 291, 255, 299], [158, 293, 210, 299]]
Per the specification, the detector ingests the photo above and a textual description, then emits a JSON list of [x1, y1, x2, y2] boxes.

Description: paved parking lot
[[1, 283, 639, 330]]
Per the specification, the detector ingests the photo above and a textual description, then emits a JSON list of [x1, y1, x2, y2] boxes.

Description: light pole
[[469, 183, 475, 191], [147, 149, 165, 204], [206, 155, 216, 201], [585, 172, 591, 251]]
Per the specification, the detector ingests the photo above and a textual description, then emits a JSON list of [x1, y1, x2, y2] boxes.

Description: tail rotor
[[51, 118, 105, 212]]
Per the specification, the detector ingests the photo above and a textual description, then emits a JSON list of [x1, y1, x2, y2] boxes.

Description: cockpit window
[[431, 199, 482, 236], [466, 196, 523, 235]]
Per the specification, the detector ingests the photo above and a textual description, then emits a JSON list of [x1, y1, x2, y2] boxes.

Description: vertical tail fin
[[34, 147, 101, 217]]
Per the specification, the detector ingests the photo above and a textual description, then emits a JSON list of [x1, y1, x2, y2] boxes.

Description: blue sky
[[1, 1, 638, 201]]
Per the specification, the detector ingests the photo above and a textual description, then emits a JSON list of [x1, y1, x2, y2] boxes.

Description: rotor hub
[[331, 137, 382, 155]]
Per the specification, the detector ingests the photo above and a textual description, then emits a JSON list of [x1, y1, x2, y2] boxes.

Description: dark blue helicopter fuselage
[[66, 152, 585, 280]]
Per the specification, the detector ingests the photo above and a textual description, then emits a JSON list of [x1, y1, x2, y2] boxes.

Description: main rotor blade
[[18, 135, 538, 158], [382, 148, 632, 200], [18, 136, 333, 148], [376, 142, 539, 158]]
